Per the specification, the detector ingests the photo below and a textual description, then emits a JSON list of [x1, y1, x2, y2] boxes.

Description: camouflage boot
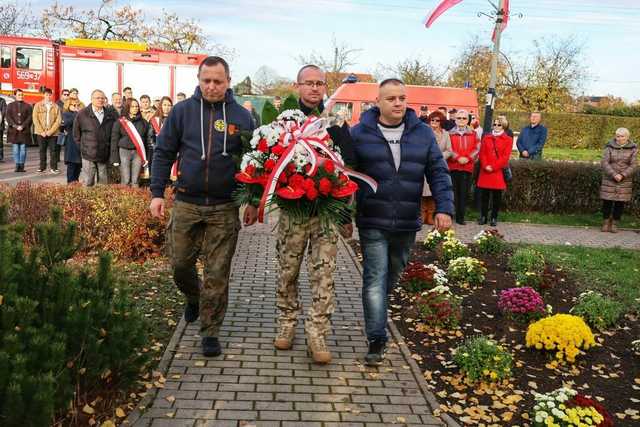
[[306, 331, 331, 364], [274, 324, 296, 350]]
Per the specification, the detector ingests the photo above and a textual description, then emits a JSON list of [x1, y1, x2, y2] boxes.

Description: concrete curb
[[340, 236, 462, 427], [125, 315, 188, 426]]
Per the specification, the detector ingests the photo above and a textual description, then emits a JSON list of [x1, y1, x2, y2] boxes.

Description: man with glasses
[[349, 78, 453, 365], [73, 89, 118, 185], [244, 64, 355, 364], [516, 112, 547, 160]]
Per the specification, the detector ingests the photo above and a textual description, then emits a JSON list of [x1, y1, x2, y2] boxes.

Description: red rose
[[278, 173, 288, 184], [288, 174, 305, 189], [306, 186, 319, 201], [318, 177, 332, 196], [303, 178, 315, 191], [323, 159, 335, 174], [264, 159, 276, 172], [304, 164, 317, 176], [271, 144, 285, 156], [257, 139, 268, 153], [286, 163, 297, 173], [245, 164, 256, 176], [338, 173, 349, 183]]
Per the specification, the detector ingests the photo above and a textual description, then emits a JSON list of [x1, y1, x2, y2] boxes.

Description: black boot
[[14, 164, 19, 172], [202, 337, 222, 357], [364, 339, 387, 366], [489, 217, 498, 227], [478, 216, 487, 225]]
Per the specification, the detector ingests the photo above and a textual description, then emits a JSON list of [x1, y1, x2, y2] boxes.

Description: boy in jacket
[[150, 56, 255, 357], [348, 79, 454, 366]]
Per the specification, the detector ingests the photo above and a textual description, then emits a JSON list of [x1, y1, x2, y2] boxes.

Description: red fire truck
[[0, 35, 207, 105]]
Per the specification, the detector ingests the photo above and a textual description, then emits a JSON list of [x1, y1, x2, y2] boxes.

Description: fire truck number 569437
[[16, 70, 41, 80]]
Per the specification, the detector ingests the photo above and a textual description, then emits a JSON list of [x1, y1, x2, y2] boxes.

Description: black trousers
[[451, 170, 472, 222], [602, 200, 624, 220], [38, 135, 60, 170], [480, 188, 503, 219], [66, 162, 82, 183], [0, 125, 4, 160]]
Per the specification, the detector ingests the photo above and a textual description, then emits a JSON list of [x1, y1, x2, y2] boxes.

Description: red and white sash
[[119, 117, 148, 167], [151, 116, 179, 181]]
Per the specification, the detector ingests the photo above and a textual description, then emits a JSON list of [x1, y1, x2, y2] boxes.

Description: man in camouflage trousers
[[150, 56, 256, 357], [246, 65, 356, 364]]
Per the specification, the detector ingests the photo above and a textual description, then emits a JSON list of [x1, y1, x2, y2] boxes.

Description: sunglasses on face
[[493, 123, 503, 127], [455, 117, 468, 120]]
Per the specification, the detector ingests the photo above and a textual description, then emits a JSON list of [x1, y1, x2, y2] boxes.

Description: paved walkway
[[416, 221, 640, 250], [132, 224, 445, 427], [0, 145, 66, 185]]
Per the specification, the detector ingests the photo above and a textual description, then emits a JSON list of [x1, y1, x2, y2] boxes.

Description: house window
[[16, 47, 43, 70]]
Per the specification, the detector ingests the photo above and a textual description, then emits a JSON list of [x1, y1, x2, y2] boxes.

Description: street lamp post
[[482, 0, 505, 135]]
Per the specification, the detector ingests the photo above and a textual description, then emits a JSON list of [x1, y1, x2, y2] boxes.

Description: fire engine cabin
[[327, 82, 479, 125], [0, 35, 207, 105]]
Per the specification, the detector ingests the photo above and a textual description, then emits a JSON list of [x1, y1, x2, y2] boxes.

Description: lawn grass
[[521, 244, 640, 314], [541, 147, 602, 162], [465, 208, 640, 229]]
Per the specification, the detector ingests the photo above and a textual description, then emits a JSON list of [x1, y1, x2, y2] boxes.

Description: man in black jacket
[[73, 90, 117, 186], [150, 56, 255, 357]]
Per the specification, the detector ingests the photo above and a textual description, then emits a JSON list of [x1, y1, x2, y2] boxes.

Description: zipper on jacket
[[204, 106, 215, 205]]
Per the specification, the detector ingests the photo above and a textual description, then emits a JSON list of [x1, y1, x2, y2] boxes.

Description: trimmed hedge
[[498, 111, 640, 149], [501, 159, 640, 216]]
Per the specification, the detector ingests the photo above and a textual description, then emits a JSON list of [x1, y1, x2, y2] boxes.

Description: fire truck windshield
[[16, 47, 43, 70]]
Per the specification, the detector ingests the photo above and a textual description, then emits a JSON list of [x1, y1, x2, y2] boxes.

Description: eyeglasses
[[298, 81, 326, 88], [493, 123, 503, 127]]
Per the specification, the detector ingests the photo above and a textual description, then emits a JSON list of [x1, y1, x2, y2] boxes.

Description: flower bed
[[385, 241, 640, 426]]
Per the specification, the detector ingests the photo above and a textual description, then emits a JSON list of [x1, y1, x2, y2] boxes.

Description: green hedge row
[[498, 111, 640, 149], [501, 160, 640, 216]]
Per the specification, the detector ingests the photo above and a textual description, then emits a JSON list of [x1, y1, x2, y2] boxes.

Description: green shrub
[[282, 94, 299, 111], [473, 229, 506, 255], [261, 101, 278, 124], [508, 248, 545, 288], [499, 110, 640, 149], [502, 160, 640, 217], [0, 206, 150, 425], [570, 291, 624, 331], [447, 257, 487, 286], [438, 237, 470, 266], [453, 336, 513, 383]]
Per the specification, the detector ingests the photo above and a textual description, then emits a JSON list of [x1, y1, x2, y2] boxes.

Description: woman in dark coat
[[600, 128, 637, 233], [62, 99, 81, 183]]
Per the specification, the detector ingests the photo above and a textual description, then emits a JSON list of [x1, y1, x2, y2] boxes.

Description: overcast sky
[[32, 0, 640, 101]]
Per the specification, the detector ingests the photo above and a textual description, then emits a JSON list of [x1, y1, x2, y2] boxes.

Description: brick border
[[125, 315, 188, 425], [340, 236, 461, 427]]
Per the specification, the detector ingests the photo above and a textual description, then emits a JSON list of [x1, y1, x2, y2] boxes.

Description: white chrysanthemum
[[276, 109, 307, 125]]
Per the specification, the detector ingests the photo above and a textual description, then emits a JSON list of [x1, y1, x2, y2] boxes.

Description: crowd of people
[[1, 86, 188, 186], [0, 54, 636, 366]]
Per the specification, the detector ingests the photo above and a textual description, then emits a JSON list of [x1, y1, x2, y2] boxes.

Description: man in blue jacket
[[516, 112, 547, 160], [348, 78, 454, 366], [149, 56, 256, 357]]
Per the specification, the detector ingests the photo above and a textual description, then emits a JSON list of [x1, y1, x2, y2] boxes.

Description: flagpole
[[482, 0, 505, 135]]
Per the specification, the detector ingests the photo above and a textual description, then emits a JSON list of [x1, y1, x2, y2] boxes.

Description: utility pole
[[482, 0, 505, 135]]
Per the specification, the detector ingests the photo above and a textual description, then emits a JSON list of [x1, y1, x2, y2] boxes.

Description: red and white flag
[[492, 0, 510, 42], [425, 0, 463, 28]]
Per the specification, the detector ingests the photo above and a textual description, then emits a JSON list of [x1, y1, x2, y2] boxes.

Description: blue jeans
[[12, 144, 27, 164], [360, 228, 416, 343]]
